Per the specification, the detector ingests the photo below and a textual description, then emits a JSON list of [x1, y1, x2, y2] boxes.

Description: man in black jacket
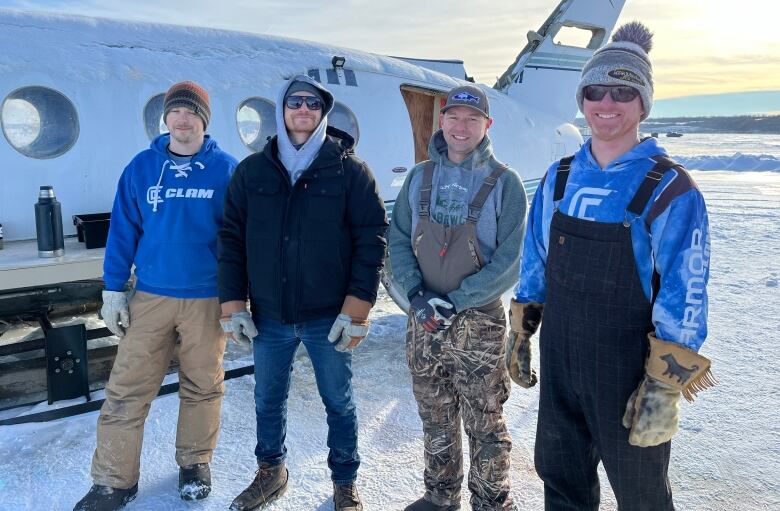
[[218, 75, 387, 511]]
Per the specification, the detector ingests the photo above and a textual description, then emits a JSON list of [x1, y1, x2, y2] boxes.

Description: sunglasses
[[285, 95, 323, 110], [583, 85, 640, 103]]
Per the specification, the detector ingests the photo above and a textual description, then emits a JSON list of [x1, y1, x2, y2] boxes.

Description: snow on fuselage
[[0, 9, 580, 244]]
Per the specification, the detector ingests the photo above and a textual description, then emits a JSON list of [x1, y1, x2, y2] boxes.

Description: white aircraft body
[[0, 0, 625, 321], [0, 0, 626, 282]]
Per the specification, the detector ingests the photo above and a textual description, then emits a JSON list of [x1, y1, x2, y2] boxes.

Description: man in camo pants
[[388, 85, 527, 511]]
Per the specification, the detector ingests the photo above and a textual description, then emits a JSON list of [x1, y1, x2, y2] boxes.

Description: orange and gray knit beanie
[[164, 81, 211, 128]]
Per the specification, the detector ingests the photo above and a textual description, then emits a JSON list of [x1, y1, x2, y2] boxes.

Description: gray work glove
[[101, 290, 130, 338], [505, 299, 543, 388], [219, 311, 258, 344], [622, 333, 716, 447], [327, 314, 370, 352]]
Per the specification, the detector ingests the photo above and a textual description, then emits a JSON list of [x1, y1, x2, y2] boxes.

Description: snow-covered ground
[[1, 171, 779, 510]]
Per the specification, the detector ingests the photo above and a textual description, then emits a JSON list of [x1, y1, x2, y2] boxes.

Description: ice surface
[[1, 171, 779, 510]]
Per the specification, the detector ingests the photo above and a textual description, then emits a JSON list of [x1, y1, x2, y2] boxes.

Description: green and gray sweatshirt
[[388, 130, 527, 311]]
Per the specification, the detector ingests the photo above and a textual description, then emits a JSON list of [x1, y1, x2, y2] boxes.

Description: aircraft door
[[400, 86, 447, 163], [383, 86, 448, 313]]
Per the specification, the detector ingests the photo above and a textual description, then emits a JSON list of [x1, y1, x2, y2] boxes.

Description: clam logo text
[[147, 186, 215, 211]]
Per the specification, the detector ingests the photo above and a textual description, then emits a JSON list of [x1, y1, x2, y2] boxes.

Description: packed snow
[[1, 170, 778, 510], [663, 133, 780, 171]]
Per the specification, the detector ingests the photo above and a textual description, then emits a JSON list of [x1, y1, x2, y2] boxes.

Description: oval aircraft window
[[1, 86, 79, 159], [143, 93, 167, 140], [329, 102, 360, 146], [237, 97, 276, 152]]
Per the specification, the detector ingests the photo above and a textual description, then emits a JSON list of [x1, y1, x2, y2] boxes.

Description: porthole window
[[1, 86, 79, 159], [237, 97, 276, 152], [143, 93, 167, 140], [329, 102, 360, 146]]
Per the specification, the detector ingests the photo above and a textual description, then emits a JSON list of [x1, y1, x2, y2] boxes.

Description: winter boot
[[179, 462, 211, 501], [72, 484, 138, 511], [404, 496, 460, 511], [228, 462, 288, 510], [333, 482, 363, 511]]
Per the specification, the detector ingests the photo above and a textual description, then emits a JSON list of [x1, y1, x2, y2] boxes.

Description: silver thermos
[[34, 185, 65, 257]]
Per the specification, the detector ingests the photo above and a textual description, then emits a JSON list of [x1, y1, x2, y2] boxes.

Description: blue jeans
[[251, 316, 359, 484]]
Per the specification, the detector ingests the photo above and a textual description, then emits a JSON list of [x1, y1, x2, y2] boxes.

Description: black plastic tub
[[72, 213, 111, 249]]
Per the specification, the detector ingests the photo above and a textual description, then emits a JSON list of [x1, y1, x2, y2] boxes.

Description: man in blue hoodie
[[506, 23, 715, 510], [219, 75, 387, 511], [74, 81, 237, 511]]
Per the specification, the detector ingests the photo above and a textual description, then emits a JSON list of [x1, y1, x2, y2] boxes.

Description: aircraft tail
[[494, 0, 626, 121]]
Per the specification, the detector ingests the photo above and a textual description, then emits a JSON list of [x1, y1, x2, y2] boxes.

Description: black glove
[[409, 288, 455, 332]]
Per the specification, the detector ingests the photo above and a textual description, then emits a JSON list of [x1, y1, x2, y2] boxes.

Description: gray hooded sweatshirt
[[388, 130, 527, 311], [275, 74, 335, 184]]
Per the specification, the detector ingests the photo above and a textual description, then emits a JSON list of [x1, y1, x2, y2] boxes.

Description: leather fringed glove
[[505, 299, 543, 388], [409, 289, 455, 332], [220, 311, 258, 344], [327, 295, 373, 351], [101, 290, 131, 338], [622, 333, 716, 447]]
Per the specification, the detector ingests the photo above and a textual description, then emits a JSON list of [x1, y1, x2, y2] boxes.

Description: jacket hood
[[275, 74, 335, 128], [325, 125, 355, 153], [273, 74, 336, 182], [428, 129, 495, 170]]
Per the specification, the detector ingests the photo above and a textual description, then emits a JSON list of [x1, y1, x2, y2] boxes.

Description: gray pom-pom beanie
[[576, 21, 654, 120]]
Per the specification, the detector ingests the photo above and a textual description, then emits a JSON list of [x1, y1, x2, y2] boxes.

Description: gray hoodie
[[275, 74, 335, 184], [388, 130, 527, 310]]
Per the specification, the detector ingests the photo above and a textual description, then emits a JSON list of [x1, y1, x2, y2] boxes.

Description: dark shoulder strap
[[553, 155, 575, 202], [467, 164, 508, 223], [626, 155, 684, 219], [417, 160, 435, 219]]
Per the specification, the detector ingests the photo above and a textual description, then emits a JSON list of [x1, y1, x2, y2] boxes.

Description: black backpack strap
[[625, 155, 684, 220], [418, 160, 435, 219], [553, 156, 575, 202], [625, 155, 685, 305], [466, 164, 508, 224]]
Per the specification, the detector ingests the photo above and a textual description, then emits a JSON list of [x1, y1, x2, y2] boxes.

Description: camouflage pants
[[406, 306, 514, 510]]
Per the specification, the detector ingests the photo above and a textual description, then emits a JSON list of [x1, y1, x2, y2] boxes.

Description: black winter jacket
[[218, 127, 388, 323]]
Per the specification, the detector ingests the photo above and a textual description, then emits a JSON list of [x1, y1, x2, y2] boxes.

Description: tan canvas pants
[[91, 291, 226, 489]]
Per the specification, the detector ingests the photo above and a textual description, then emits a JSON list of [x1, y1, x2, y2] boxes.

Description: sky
[[0, 0, 778, 103]]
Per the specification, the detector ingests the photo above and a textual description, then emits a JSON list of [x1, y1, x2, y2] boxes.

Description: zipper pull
[[439, 242, 448, 257]]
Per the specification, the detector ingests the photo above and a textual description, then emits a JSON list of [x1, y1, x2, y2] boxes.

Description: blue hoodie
[[103, 134, 238, 298], [515, 137, 710, 351]]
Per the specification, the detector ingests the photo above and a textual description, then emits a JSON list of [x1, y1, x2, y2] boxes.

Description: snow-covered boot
[[333, 482, 363, 511], [72, 484, 138, 511], [228, 462, 288, 510], [404, 497, 460, 511], [179, 462, 211, 501]]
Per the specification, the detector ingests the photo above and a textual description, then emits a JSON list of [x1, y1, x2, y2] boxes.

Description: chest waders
[[413, 160, 507, 311], [405, 160, 515, 509], [535, 155, 681, 511]]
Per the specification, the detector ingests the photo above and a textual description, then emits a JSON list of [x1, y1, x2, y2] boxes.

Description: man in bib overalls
[[506, 22, 716, 510], [389, 85, 527, 511]]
